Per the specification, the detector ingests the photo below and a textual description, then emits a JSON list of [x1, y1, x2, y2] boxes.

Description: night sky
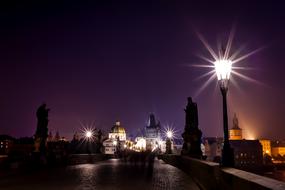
[[0, 1, 285, 140]]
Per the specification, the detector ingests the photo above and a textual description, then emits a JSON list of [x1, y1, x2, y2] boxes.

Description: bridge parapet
[[161, 155, 285, 190]]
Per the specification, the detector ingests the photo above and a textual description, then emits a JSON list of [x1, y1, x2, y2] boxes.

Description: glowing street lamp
[[82, 128, 95, 154], [196, 28, 261, 167], [165, 130, 173, 154], [84, 130, 94, 142], [166, 131, 173, 139], [215, 57, 235, 167], [86, 131, 93, 138], [164, 126, 176, 139], [214, 59, 232, 81], [80, 121, 96, 142]]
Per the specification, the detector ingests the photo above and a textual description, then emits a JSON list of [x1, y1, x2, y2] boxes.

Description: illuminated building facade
[[103, 121, 126, 154], [230, 140, 263, 170], [259, 139, 271, 156], [229, 113, 242, 140], [108, 121, 126, 141], [103, 139, 117, 154], [272, 147, 285, 157], [0, 137, 13, 155], [271, 140, 285, 157], [145, 114, 162, 151], [134, 137, 146, 151], [203, 137, 264, 169]]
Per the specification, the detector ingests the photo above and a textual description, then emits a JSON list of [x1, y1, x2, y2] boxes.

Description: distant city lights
[[246, 134, 256, 140]]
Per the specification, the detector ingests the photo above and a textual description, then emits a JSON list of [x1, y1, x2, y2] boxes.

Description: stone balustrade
[[161, 155, 285, 190]]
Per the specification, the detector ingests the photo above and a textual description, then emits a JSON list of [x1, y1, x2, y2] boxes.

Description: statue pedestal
[[181, 97, 203, 159], [182, 127, 202, 158]]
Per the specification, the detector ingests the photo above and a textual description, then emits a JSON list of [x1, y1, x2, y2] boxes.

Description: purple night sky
[[0, 1, 284, 140]]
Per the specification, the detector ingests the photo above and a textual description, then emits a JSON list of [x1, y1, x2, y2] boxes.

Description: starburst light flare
[[193, 27, 263, 96]]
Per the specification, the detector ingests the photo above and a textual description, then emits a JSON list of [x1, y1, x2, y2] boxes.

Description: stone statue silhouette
[[232, 113, 239, 129], [34, 103, 50, 155], [185, 97, 199, 128], [181, 97, 202, 158]]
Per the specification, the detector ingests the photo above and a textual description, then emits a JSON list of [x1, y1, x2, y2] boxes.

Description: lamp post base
[[221, 142, 235, 167]]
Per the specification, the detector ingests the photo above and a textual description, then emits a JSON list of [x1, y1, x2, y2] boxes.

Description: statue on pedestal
[[34, 103, 50, 156], [181, 97, 202, 158]]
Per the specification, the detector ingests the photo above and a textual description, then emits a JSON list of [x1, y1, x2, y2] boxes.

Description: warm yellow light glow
[[259, 139, 271, 156], [113, 140, 117, 146], [245, 129, 256, 140], [246, 135, 256, 140], [214, 59, 232, 80]]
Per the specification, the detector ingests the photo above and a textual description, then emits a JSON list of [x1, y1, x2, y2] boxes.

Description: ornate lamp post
[[196, 29, 260, 166], [214, 59, 235, 167], [85, 130, 94, 154], [165, 130, 173, 154]]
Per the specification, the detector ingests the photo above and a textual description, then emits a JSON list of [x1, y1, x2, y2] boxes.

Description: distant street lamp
[[82, 127, 95, 142], [166, 131, 173, 139], [85, 130, 94, 143], [214, 58, 235, 167], [86, 131, 93, 138], [165, 129, 174, 154], [84, 130, 94, 154]]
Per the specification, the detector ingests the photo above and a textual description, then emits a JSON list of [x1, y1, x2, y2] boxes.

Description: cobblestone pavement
[[0, 159, 200, 190]]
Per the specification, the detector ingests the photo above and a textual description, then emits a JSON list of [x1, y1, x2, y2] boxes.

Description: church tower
[[229, 113, 242, 140], [145, 113, 162, 151]]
